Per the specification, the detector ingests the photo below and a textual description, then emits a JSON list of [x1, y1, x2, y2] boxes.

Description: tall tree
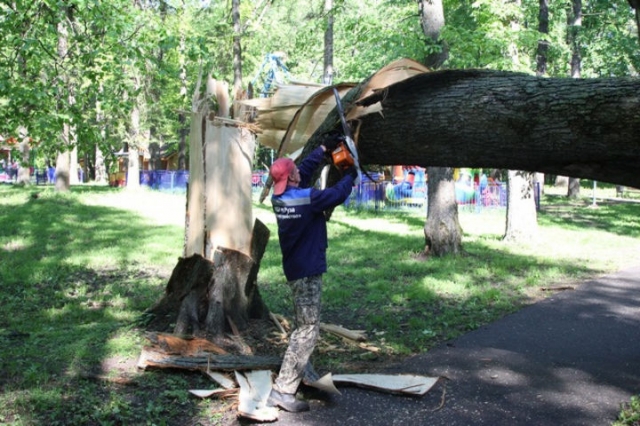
[[54, 7, 73, 192], [566, 0, 583, 199], [126, 73, 142, 190], [419, 0, 462, 257], [536, 0, 550, 77], [419, 0, 448, 68], [323, 0, 334, 84], [232, 0, 243, 100], [534, 0, 549, 192], [504, 0, 538, 242], [629, 0, 640, 41]]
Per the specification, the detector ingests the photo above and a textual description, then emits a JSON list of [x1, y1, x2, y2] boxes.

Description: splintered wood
[[144, 332, 228, 356], [137, 333, 280, 372], [320, 323, 367, 342]]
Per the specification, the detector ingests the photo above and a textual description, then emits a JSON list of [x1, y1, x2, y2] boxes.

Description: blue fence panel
[[139, 170, 188, 192], [174, 171, 189, 190], [140, 170, 154, 188]]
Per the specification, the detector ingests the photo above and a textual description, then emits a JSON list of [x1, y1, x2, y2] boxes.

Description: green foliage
[[442, 0, 637, 77], [580, 0, 640, 77], [614, 394, 640, 426], [2, 0, 638, 180], [333, 1, 428, 81]]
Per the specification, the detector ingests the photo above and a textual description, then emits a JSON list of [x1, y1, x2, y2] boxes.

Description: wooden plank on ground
[[137, 349, 281, 372], [235, 370, 278, 422], [307, 373, 439, 396]]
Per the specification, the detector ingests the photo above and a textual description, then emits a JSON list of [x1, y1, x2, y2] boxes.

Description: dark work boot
[[267, 389, 310, 412]]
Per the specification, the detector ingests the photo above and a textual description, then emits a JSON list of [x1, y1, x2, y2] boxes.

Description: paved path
[[239, 265, 640, 425]]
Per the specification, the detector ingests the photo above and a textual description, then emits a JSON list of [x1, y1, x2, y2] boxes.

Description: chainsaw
[[331, 88, 362, 185], [331, 140, 355, 169]]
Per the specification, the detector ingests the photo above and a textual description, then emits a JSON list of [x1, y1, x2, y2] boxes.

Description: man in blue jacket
[[267, 134, 357, 413]]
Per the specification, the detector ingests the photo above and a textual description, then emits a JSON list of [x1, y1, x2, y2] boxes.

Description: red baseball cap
[[270, 158, 295, 196]]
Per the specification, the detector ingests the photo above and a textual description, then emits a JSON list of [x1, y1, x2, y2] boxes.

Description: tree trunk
[[70, 145, 79, 184], [55, 16, 71, 192], [126, 96, 141, 190], [149, 76, 265, 340], [567, 177, 581, 198], [504, 170, 538, 242], [323, 0, 334, 84], [17, 136, 31, 185], [55, 147, 70, 191], [565, 0, 582, 199], [630, 0, 640, 42], [232, 0, 243, 100], [424, 167, 462, 256], [353, 70, 640, 188], [534, 1, 548, 190], [504, 0, 538, 242], [536, 0, 549, 77], [419, 0, 448, 68], [178, 34, 188, 170], [419, 0, 461, 257], [145, 219, 270, 337]]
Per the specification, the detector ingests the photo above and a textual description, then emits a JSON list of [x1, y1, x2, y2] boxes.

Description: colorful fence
[[84, 169, 534, 213], [345, 181, 514, 212], [344, 181, 544, 212]]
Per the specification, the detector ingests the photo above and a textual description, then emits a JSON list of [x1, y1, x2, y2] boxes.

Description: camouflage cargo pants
[[273, 274, 322, 395]]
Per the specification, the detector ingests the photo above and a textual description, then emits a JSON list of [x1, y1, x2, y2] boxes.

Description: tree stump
[[145, 219, 271, 338]]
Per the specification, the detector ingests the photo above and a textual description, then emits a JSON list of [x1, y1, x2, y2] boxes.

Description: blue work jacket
[[271, 147, 355, 281]]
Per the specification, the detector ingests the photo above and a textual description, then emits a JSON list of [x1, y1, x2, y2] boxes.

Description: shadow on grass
[[539, 195, 640, 238], [309, 211, 608, 358], [0, 186, 217, 425]]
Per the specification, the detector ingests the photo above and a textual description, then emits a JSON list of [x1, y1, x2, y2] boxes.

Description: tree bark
[[145, 219, 270, 338], [504, 0, 538, 242], [504, 170, 538, 242], [536, 0, 549, 77], [323, 0, 334, 84], [567, 177, 581, 198], [419, 0, 448, 68], [232, 0, 243, 100], [566, 0, 582, 199], [630, 0, 640, 42], [534, 0, 549, 189], [55, 15, 71, 192], [126, 87, 141, 190], [419, 0, 461, 257], [17, 135, 31, 185], [354, 70, 640, 188], [424, 167, 462, 256]]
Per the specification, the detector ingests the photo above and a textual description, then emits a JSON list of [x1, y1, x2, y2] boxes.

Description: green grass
[[614, 395, 640, 426], [1, 183, 639, 425]]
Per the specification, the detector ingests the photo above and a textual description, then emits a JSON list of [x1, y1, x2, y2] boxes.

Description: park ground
[[0, 182, 639, 425]]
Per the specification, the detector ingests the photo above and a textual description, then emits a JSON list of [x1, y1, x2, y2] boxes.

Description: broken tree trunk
[[145, 75, 271, 339], [145, 219, 271, 336]]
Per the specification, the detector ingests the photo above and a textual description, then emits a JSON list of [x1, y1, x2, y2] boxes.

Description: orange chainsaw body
[[331, 142, 355, 169]]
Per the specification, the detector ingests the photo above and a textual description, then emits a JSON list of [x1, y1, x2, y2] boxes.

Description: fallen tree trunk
[[353, 69, 640, 188]]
